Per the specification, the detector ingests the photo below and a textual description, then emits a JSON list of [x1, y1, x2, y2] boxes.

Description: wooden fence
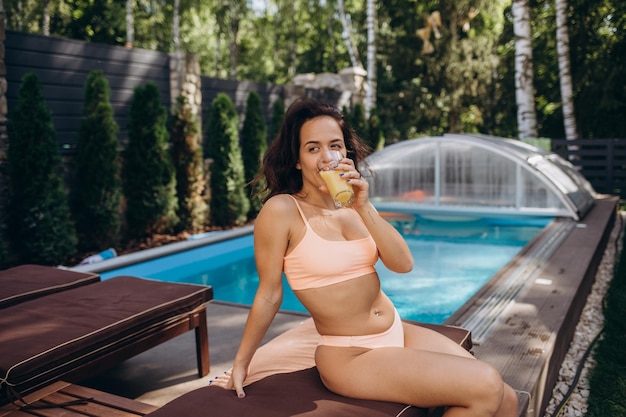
[[5, 31, 171, 150], [4, 31, 285, 152], [550, 138, 626, 201]]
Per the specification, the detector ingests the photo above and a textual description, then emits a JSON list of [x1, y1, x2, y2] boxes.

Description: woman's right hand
[[226, 363, 249, 398]]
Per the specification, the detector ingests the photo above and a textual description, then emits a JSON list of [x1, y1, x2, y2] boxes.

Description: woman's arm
[[354, 201, 414, 273], [228, 196, 292, 397], [340, 159, 413, 273]]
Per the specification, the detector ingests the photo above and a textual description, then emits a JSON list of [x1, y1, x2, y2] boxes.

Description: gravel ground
[[543, 212, 624, 417]]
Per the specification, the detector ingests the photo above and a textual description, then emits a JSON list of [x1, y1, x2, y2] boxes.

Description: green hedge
[[170, 95, 207, 232], [6, 72, 77, 265], [268, 97, 284, 144], [73, 70, 123, 251], [205, 93, 249, 227], [123, 83, 178, 239], [241, 92, 267, 219]]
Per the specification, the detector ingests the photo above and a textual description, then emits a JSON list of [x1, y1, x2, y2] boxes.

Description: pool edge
[[68, 225, 255, 274]]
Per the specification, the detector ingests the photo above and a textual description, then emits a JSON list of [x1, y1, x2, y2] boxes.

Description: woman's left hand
[[337, 157, 369, 208]]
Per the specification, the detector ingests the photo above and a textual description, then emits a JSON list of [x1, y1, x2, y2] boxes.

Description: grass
[[586, 217, 626, 417]]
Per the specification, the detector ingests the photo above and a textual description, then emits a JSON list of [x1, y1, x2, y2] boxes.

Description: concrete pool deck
[[77, 196, 620, 417]]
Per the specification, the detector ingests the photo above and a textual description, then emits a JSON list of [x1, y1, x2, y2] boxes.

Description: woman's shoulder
[[255, 194, 299, 236], [265, 193, 296, 208], [258, 194, 298, 218]]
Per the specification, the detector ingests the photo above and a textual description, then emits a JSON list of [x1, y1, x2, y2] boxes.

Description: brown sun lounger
[[0, 264, 100, 309], [0, 274, 213, 405], [147, 317, 472, 417]]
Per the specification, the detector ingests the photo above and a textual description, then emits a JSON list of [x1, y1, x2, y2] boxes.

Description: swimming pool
[[99, 213, 552, 324]]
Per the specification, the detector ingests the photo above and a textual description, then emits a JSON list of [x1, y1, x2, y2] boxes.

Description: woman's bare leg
[[402, 323, 518, 416], [404, 323, 518, 416], [315, 324, 518, 417]]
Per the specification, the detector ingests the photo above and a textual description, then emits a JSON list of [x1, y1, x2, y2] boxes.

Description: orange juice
[[320, 170, 354, 207]]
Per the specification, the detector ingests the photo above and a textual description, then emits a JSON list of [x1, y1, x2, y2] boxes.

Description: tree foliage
[[498, 0, 626, 139], [240, 92, 267, 219], [376, 0, 510, 141], [205, 93, 249, 227], [73, 70, 123, 252], [169, 95, 207, 232], [123, 83, 178, 239], [568, 0, 626, 138], [6, 72, 77, 265], [6, 0, 625, 140]]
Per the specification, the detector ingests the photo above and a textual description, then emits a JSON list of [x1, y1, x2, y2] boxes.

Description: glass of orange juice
[[317, 150, 354, 208]]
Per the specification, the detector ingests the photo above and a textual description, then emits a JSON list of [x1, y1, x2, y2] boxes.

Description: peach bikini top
[[283, 195, 378, 291]]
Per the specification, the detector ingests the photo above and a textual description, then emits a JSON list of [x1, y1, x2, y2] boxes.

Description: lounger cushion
[[0, 265, 100, 309], [149, 367, 425, 417], [0, 276, 213, 402]]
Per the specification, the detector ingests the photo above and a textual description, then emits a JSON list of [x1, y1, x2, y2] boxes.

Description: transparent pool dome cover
[[364, 134, 596, 220]]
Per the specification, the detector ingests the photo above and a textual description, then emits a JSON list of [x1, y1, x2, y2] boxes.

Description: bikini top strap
[[286, 194, 311, 228]]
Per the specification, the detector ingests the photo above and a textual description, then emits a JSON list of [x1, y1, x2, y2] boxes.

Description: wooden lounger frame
[[59, 304, 210, 383], [0, 381, 158, 417]]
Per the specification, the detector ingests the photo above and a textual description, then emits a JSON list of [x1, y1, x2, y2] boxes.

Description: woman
[[217, 98, 518, 416]]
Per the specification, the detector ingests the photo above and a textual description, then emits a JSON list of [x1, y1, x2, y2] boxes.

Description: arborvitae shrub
[[206, 93, 249, 227], [241, 92, 267, 219], [73, 70, 122, 251], [350, 103, 368, 140], [122, 83, 178, 239], [268, 98, 284, 144], [7, 72, 77, 265], [367, 108, 384, 152], [169, 95, 207, 232]]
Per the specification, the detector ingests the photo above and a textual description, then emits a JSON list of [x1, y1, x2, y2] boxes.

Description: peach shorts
[[319, 309, 404, 349]]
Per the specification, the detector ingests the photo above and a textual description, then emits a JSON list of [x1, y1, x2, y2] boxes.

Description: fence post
[[339, 66, 367, 108]]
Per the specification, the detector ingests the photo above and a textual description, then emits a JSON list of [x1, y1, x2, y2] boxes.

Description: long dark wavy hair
[[255, 97, 370, 202]]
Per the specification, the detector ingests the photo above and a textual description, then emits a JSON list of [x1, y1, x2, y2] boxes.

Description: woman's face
[[297, 116, 347, 186]]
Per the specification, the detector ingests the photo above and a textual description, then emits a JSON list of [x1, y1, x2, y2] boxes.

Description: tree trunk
[[327, 3, 337, 72], [126, 0, 134, 48], [16, 0, 22, 30], [289, 0, 296, 78], [365, 0, 376, 118], [555, 0, 578, 140], [215, 33, 221, 77], [41, 0, 50, 36], [512, 0, 538, 139], [173, 0, 180, 52], [337, 0, 362, 69], [229, 16, 240, 78]]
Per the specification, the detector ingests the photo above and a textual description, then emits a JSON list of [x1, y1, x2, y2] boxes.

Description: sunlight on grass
[[586, 219, 626, 417]]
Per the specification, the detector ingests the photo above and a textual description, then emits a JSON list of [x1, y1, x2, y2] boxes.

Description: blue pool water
[[101, 214, 551, 324]]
